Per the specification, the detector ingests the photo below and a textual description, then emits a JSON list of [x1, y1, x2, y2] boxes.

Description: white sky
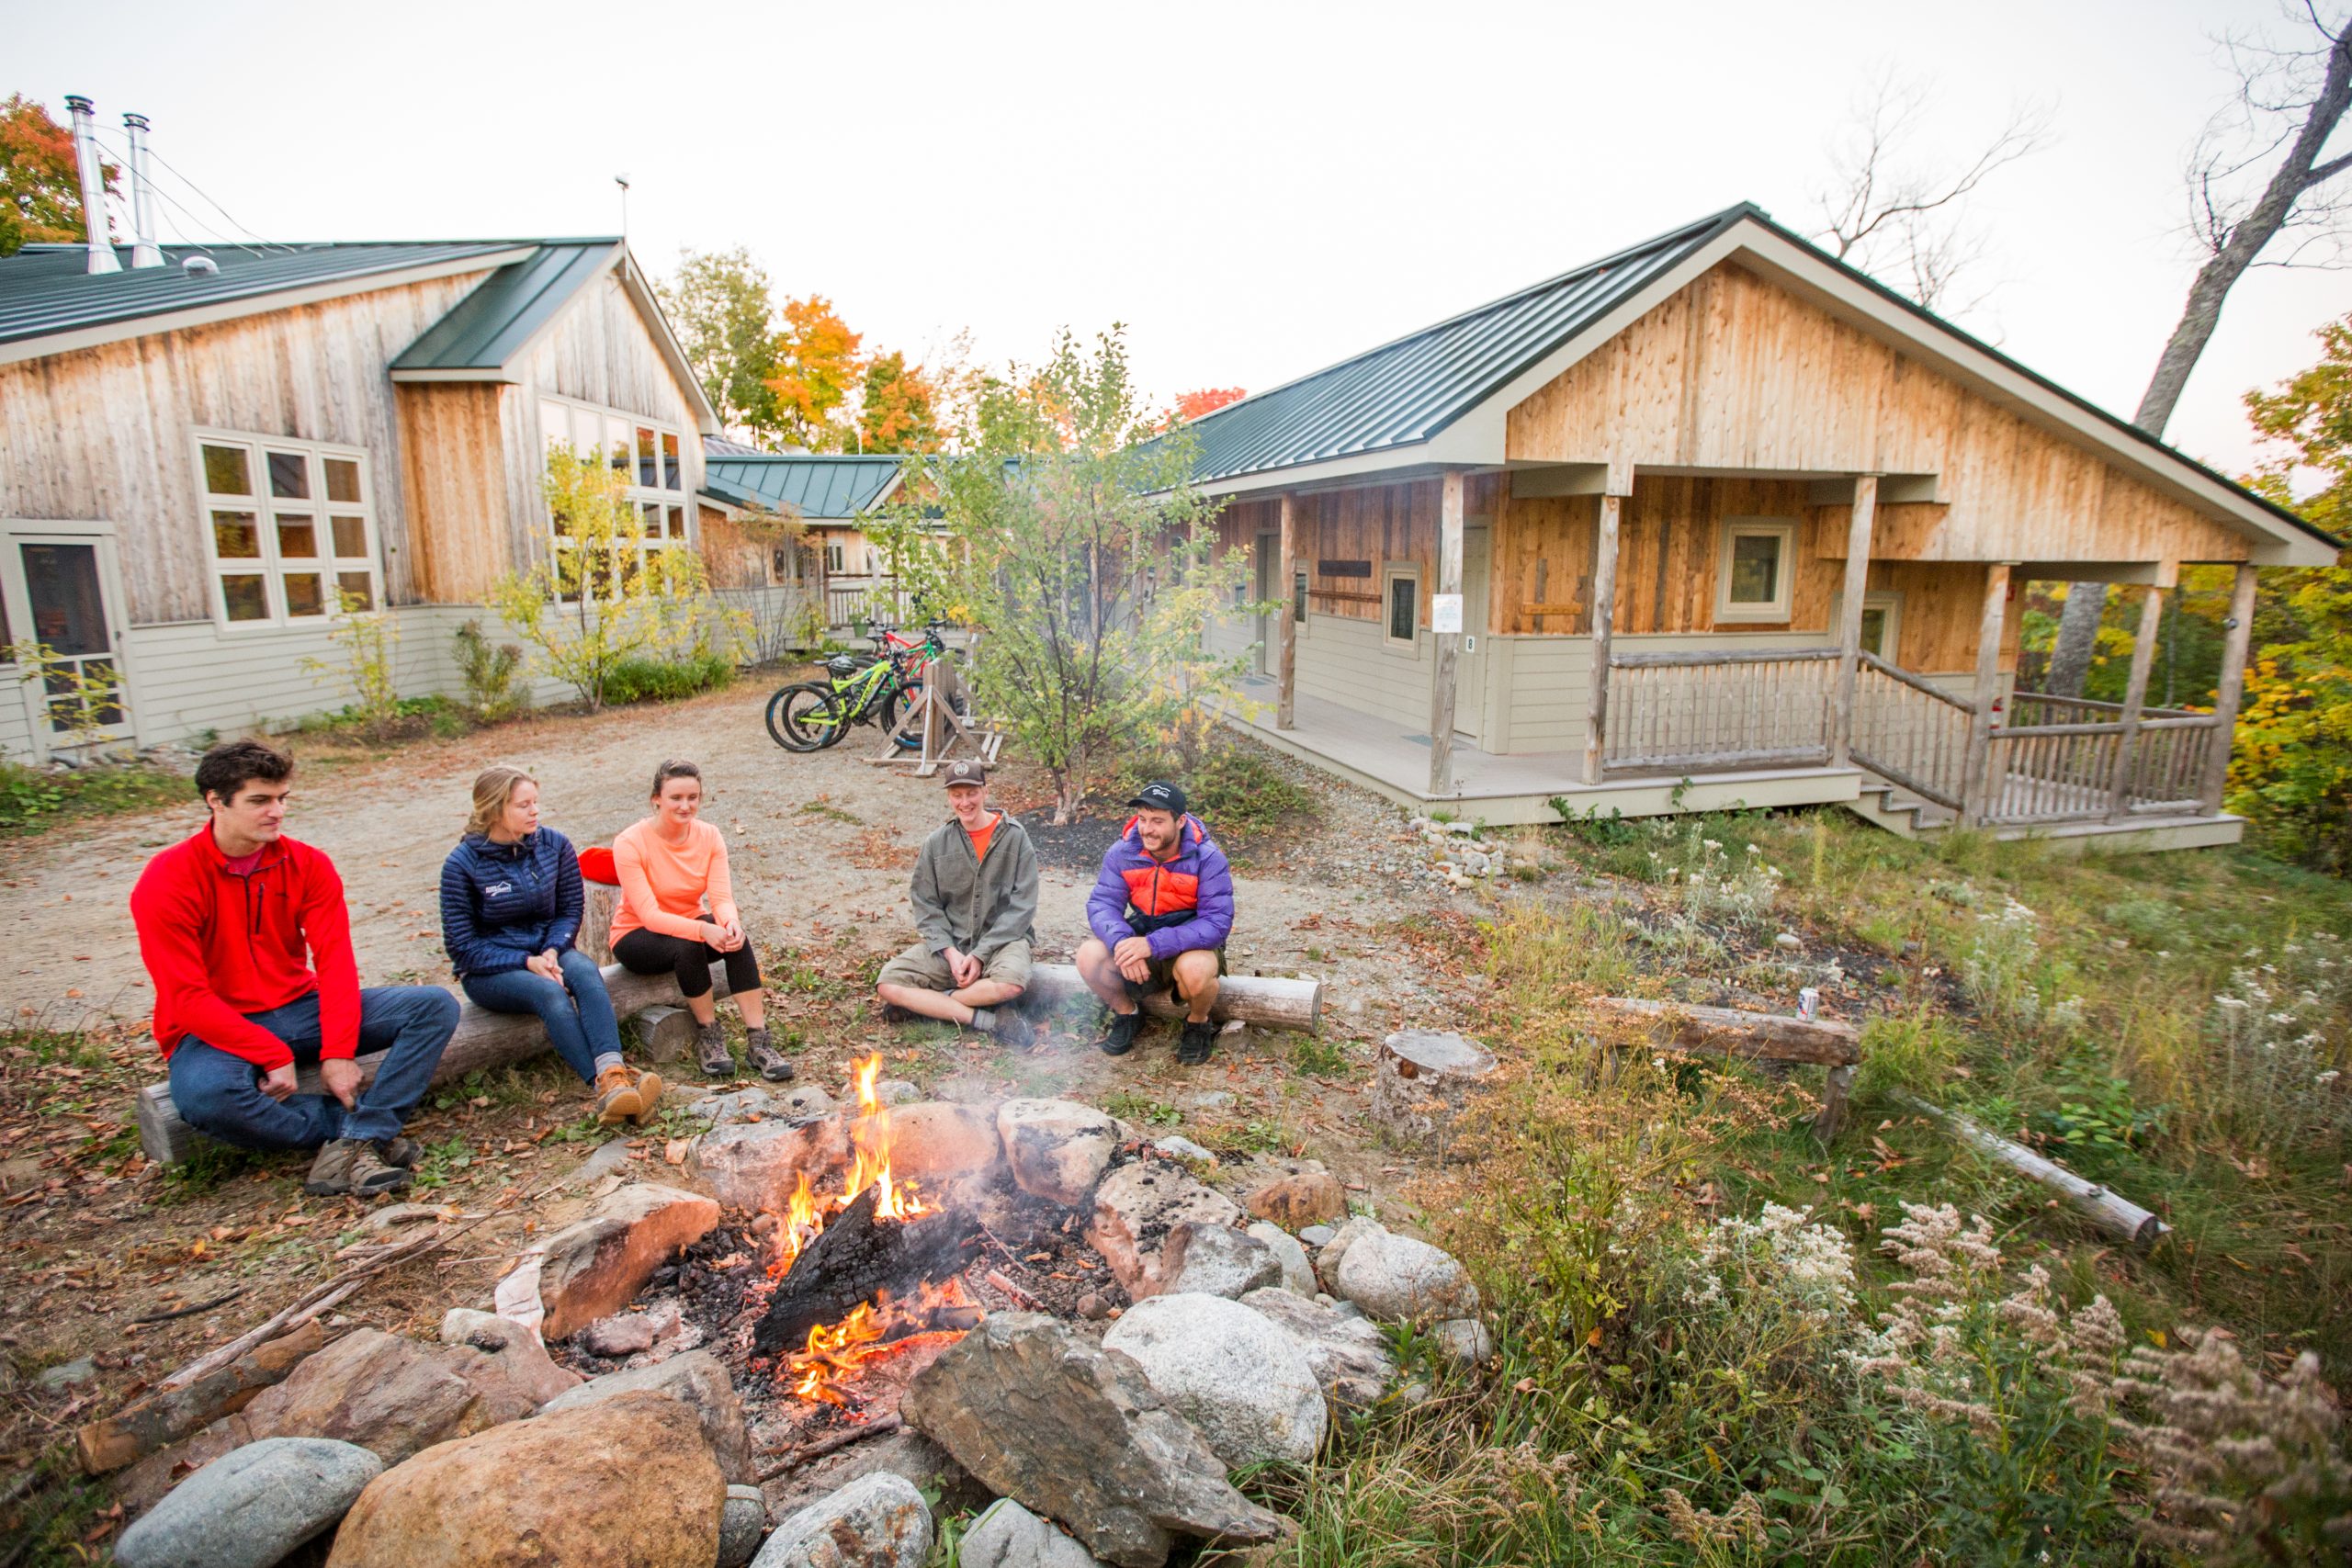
[[12, 0, 2350, 476]]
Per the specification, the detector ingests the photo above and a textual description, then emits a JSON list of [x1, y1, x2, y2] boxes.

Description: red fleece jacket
[[130, 826, 360, 1069]]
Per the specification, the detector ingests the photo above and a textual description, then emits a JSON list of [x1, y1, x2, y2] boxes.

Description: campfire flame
[[762, 1053, 968, 1409]]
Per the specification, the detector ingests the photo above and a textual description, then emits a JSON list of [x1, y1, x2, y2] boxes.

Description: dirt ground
[[0, 678, 1500, 1543]]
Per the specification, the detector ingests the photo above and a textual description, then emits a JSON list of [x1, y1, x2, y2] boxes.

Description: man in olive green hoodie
[[876, 761, 1039, 1034]]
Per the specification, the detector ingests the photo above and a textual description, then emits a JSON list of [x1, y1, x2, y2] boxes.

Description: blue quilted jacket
[[438, 829, 583, 976]]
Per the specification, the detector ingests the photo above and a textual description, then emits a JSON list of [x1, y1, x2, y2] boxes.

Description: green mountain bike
[[764, 621, 952, 752]]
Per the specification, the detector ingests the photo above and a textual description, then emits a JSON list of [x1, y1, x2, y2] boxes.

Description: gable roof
[[389, 242, 617, 375], [1179, 203, 2338, 564], [0, 240, 536, 366], [701, 453, 907, 519]]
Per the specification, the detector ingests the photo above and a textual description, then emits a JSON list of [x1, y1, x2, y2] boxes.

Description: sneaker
[[594, 1066, 644, 1125], [305, 1137, 412, 1198], [1097, 1010, 1144, 1057], [1177, 1020, 1216, 1066], [695, 1021, 735, 1078], [745, 1028, 794, 1083], [374, 1135, 420, 1169]]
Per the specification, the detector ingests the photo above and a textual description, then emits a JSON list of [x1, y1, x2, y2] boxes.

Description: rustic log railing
[[2006, 691, 2201, 728], [1600, 648, 1838, 773], [825, 576, 910, 630], [1978, 706, 2224, 826], [1849, 653, 1974, 811]]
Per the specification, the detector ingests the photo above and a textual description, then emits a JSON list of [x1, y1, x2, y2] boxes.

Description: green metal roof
[[389, 242, 619, 373], [0, 240, 534, 353], [1178, 206, 1756, 483], [702, 453, 906, 519]]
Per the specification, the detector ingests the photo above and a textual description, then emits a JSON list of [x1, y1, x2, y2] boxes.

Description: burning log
[[752, 1189, 982, 1359]]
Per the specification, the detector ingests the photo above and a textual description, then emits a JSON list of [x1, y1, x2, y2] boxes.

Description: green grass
[[0, 758, 187, 836]]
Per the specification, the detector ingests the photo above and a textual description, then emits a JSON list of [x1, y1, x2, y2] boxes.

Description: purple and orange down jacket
[[1085, 813, 1236, 958]]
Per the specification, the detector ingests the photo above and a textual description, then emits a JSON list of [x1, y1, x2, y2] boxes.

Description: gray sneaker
[[695, 1021, 735, 1078], [305, 1138, 412, 1197]]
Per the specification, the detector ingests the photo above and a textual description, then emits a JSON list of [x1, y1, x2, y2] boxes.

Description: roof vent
[[182, 254, 220, 276]]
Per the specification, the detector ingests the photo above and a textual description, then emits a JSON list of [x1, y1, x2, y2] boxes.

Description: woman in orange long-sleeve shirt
[[610, 759, 791, 1081]]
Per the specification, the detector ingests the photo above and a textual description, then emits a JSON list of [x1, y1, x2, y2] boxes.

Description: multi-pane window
[[195, 434, 379, 627], [537, 399, 688, 595]]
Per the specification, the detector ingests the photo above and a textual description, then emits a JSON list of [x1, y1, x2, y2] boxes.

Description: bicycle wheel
[[766, 683, 844, 751]]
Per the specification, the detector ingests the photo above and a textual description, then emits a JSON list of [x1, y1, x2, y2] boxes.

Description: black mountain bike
[[763, 621, 953, 752]]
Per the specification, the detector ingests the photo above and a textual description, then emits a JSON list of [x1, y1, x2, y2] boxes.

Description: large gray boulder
[[1331, 1230, 1479, 1325], [1236, 1288, 1398, 1413], [535, 1182, 721, 1339], [692, 1115, 852, 1212], [999, 1099, 1122, 1207], [116, 1437, 380, 1568], [720, 1483, 767, 1568], [1088, 1162, 1244, 1300], [536, 1348, 753, 1483], [958, 1498, 1112, 1568], [1246, 1223, 1317, 1296], [1158, 1224, 1281, 1301], [1102, 1292, 1326, 1468], [751, 1471, 930, 1568], [899, 1313, 1281, 1567]]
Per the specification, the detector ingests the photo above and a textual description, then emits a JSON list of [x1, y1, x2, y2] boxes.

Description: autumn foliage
[[2, 94, 114, 256], [1167, 386, 1247, 426]]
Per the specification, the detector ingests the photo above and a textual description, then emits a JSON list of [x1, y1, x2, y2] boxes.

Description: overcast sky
[[12, 0, 2349, 476]]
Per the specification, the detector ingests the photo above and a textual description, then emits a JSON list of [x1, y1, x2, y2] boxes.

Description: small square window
[[323, 458, 362, 504], [1713, 519, 1797, 624], [1729, 534, 1779, 604], [266, 451, 310, 500], [283, 573, 327, 617], [213, 511, 261, 559], [336, 571, 375, 612], [331, 515, 368, 558], [202, 445, 252, 496], [277, 518, 318, 559], [221, 575, 270, 622]]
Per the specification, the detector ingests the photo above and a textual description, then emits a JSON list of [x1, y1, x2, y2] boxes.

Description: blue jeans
[[168, 986, 459, 1151], [460, 949, 622, 1088]]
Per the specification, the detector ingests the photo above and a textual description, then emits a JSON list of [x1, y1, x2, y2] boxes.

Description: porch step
[[1845, 778, 1956, 840]]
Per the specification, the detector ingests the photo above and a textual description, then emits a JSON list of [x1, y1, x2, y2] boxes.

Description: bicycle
[[763, 620, 954, 752]]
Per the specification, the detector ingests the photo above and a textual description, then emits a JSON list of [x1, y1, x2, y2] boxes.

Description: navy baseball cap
[[1127, 781, 1187, 815]]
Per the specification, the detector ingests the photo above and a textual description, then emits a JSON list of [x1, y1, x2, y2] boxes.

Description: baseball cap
[[942, 760, 989, 790], [1127, 781, 1187, 815]]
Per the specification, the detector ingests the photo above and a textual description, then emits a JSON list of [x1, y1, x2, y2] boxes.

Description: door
[[1253, 531, 1277, 676], [1, 523, 137, 759], [1453, 525, 1490, 743]]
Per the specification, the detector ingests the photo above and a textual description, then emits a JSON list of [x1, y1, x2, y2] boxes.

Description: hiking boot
[[629, 1068, 664, 1125], [1177, 1020, 1217, 1066], [304, 1137, 412, 1198], [695, 1021, 735, 1078], [1098, 1009, 1144, 1057], [967, 1007, 999, 1035], [375, 1134, 419, 1168], [594, 1066, 644, 1125], [745, 1028, 794, 1082], [878, 1001, 914, 1024]]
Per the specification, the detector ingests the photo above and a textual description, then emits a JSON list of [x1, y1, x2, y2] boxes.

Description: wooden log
[[2106, 584, 2165, 822], [1017, 963, 1321, 1033], [1581, 491, 1623, 784], [1369, 1030, 1497, 1156], [1830, 474, 1878, 768], [1428, 471, 1465, 798], [75, 1321, 324, 1474], [631, 1004, 694, 1066], [2199, 563, 2258, 813], [1589, 998, 1860, 1066], [136, 960, 733, 1166], [750, 1188, 983, 1357], [1960, 562, 2013, 829], [1891, 1090, 2170, 1251], [577, 882, 616, 965], [1275, 493, 1297, 730]]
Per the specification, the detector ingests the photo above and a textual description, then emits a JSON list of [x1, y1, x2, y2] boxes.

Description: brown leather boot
[[628, 1067, 664, 1125], [594, 1066, 644, 1125]]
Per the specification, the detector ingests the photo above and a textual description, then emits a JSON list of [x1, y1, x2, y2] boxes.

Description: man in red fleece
[[130, 739, 458, 1196]]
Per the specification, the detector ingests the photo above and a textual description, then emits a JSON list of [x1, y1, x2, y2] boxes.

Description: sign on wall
[[1431, 593, 1464, 635]]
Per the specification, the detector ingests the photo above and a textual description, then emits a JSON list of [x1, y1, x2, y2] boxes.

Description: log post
[[1581, 488, 1625, 784], [2199, 563, 2259, 814], [1893, 1090, 2168, 1250], [1429, 472, 1466, 797], [1276, 493, 1297, 730], [1960, 562, 2014, 828], [630, 1004, 695, 1065], [577, 882, 616, 965], [1369, 1030, 1498, 1157], [1830, 475, 1879, 767], [1017, 963, 1321, 1032], [2107, 583, 2165, 820]]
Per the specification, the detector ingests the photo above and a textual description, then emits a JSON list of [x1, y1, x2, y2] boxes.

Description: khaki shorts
[[877, 938, 1034, 993]]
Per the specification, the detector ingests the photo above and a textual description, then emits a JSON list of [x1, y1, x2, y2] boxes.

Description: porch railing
[[1981, 711, 2222, 825], [1601, 648, 1838, 773], [1849, 653, 1973, 811], [824, 575, 910, 630]]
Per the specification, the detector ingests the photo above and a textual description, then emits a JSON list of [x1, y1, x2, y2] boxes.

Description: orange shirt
[[609, 818, 738, 944], [966, 811, 1000, 867]]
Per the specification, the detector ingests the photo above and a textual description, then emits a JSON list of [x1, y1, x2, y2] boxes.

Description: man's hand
[[320, 1057, 361, 1111], [526, 950, 565, 986], [945, 947, 980, 988], [1113, 935, 1153, 984], [261, 1063, 299, 1101]]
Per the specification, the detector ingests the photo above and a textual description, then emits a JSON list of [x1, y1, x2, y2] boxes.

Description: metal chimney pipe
[[63, 96, 120, 275], [122, 113, 164, 268]]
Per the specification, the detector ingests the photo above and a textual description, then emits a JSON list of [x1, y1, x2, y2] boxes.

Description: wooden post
[[1959, 562, 2013, 828], [1830, 475, 1879, 767], [2200, 563, 2259, 813], [1275, 493, 1297, 730], [1428, 472, 1466, 797], [2107, 583, 2166, 820], [1580, 490, 1624, 784]]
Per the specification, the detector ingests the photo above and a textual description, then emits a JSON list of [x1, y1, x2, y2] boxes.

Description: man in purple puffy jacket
[[1076, 781, 1235, 1066]]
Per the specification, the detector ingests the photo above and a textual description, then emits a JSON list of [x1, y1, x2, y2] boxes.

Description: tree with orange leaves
[[2, 94, 114, 257], [1170, 387, 1247, 423], [856, 352, 944, 453], [767, 295, 865, 451]]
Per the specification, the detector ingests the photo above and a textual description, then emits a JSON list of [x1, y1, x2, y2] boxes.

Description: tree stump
[[631, 1004, 694, 1066], [1370, 1030, 1498, 1157]]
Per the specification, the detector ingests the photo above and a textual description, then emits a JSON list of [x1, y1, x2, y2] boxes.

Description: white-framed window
[[825, 542, 845, 573], [1713, 517, 1798, 624], [537, 397, 689, 593], [193, 432, 380, 629], [1831, 589, 1904, 660], [1382, 563, 1421, 649]]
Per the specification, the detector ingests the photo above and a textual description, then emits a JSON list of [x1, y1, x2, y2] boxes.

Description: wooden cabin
[[700, 451, 914, 630], [1189, 204, 2340, 849], [0, 236, 806, 763]]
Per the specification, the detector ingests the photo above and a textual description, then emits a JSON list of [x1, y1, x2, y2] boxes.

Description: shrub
[[453, 619, 526, 720], [2201, 933, 2352, 1156], [599, 650, 735, 705], [0, 759, 185, 835]]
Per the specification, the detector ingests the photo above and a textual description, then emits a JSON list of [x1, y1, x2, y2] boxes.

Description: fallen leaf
[[663, 1139, 689, 1167]]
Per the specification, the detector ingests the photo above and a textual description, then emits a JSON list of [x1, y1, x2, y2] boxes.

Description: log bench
[[1588, 996, 1862, 1143], [1019, 963, 1322, 1032]]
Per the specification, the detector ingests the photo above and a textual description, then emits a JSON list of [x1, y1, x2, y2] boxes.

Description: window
[[1713, 518, 1797, 624], [825, 542, 845, 573], [1832, 590, 1904, 660], [194, 433, 379, 628], [537, 397, 690, 593], [1293, 569, 1307, 624], [1383, 564, 1420, 649]]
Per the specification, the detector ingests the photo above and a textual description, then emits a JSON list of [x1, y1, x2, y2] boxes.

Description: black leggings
[[613, 928, 762, 1000]]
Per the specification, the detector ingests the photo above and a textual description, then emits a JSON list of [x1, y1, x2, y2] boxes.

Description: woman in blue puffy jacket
[[439, 766, 661, 1125]]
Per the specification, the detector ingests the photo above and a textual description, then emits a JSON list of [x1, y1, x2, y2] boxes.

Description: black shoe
[[1098, 1010, 1144, 1057], [879, 1002, 914, 1024], [1177, 1020, 1216, 1066]]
